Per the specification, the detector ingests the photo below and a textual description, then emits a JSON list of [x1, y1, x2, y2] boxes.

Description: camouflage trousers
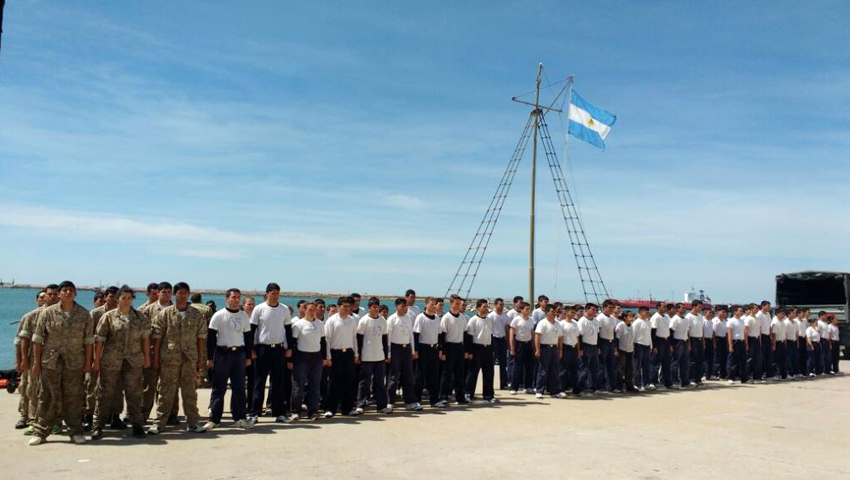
[[33, 358, 84, 438], [94, 361, 143, 429], [142, 366, 159, 420], [85, 370, 98, 416], [154, 360, 200, 429], [17, 371, 36, 423]]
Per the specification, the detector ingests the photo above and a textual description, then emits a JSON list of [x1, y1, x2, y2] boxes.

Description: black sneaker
[[110, 416, 128, 430], [132, 425, 146, 438], [15, 419, 28, 429], [82, 415, 93, 432], [91, 428, 103, 440]]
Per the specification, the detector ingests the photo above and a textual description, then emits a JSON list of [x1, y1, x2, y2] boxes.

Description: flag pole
[[529, 63, 542, 305]]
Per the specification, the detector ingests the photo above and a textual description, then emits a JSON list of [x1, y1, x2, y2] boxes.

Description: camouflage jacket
[[96, 308, 151, 369], [32, 302, 94, 370], [90, 304, 116, 330], [152, 305, 207, 366]]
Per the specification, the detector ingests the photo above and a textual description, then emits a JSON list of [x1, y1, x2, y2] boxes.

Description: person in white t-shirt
[[712, 307, 729, 379], [558, 305, 582, 395], [487, 298, 511, 390], [829, 317, 841, 374], [533, 305, 566, 399], [770, 308, 788, 380], [615, 311, 637, 392], [509, 302, 535, 394], [355, 297, 390, 414], [631, 306, 653, 390], [784, 307, 799, 378], [805, 318, 822, 376], [726, 305, 749, 384]]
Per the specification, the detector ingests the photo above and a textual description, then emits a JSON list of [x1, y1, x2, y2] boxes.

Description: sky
[[1, 1, 849, 303]]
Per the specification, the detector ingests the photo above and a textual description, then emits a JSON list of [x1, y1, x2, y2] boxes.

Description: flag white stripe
[[569, 104, 611, 139]]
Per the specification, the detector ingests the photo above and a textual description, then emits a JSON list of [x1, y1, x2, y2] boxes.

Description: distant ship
[[615, 288, 713, 310]]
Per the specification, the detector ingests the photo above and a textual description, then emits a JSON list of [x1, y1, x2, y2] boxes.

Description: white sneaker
[[381, 406, 394, 414], [202, 421, 218, 431], [647, 384, 656, 391], [288, 414, 300, 422], [28, 436, 45, 446], [728, 380, 734, 384], [487, 398, 499, 403], [688, 382, 697, 387], [146, 425, 160, 435], [509, 390, 518, 395], [324, 411, 334, 418], [535, 392, 544, 399], [235, 418, 254, 430], [72, 434, 86, 444], [555, 392, 567, 399], [405, 402, 423, 411], [433, 400, 448, 408], [354, 407, 364, 415]]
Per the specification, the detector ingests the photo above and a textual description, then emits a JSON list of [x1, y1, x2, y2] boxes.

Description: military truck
[[776, 271, 849, 359]]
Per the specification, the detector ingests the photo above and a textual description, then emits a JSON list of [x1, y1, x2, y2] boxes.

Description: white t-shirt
[[755, 310, 772, 335], [596, 313, 617, 341], [713, 318, 727, 338], [441, 311, 468, 344], [615, 321, 635, 352], [510, 316, 535, 342], [727, 317, 745, 340], [806, 326, 820, 343], [685, 312, 703, 338], [784, 318, 797, 340], [357, 314, 388, 362], [771, 317, 786, 342], [467, 314, 494, 346], [650, 312, 671, 338], [531, 307, 547, 327], [744, 315, 760, 338], [560, 319, 579, 347], [632, 318, 652, 347], [487, 310, 510, 339], [324, 313, 359, 357], [387, 311, 416, 354], [670, 315, 690, 340], [209, 308, 252, 347], [535, 318, 563, 345], [250, 302, 292, 347], [291, 318, 324, 353], [413, 313, 441, 345], [577, 316, 599, 345], [829, 324, 840, 341]]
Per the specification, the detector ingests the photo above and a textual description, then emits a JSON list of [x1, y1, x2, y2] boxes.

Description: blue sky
[[1, 1, 849, 302]]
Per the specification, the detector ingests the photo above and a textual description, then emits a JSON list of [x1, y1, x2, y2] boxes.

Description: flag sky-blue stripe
[[568, 119, 607, 150], [571, 91, 617, 127]]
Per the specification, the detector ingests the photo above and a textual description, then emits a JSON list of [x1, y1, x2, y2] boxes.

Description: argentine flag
[[568, 91, 616, 150]]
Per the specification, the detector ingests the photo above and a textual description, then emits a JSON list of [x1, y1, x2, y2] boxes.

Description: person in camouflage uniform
[[139, 281, 172, 421], [91, 286, 151, 439], [13, 289, 46, 429], [17, 285, 61, 435], [29, 281, 94, 446], [147, 282, 207, 434], [84, 285, 119, 431]]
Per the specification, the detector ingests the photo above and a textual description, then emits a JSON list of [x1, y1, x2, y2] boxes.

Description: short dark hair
[[655, 301, 665, 309], [190, 293, 203, 303], [760, 300, 771, 307], [450, 294, 463, 302], [105, 285, 120, 296], [93, 291, 104, 301], [602, 299, 614, 308], [368, 297, 381, 307], [350, 293, 361, 300], [537, 295, 549, 302], [225, 288, 241, 299], [315, 299, 325, 306], [395, 297, 406, 306], [266, 282, 281, 293], [45, 283, 59, 291], [691, 300, 703, 307], [379, 305, 389, 313], [494, 297, 504, 305], [435, 298, 445, 304], [173, 282, 190, 294], [585, 303, 598, 310], [146, 282, 159, 293], [296, 300, 306, 308], [544, 304, 555, 313], [566, 305, 577, 312], [59, 280, 76, 292], [818, 311, 827, 318], [158, 282, 172, 291], [119, 285, 135, 298], [405, 289, 416, 297], [638, 306, 649, 313], [36, 289, 45, 299], [513, 295, 523, 303], [476, 298, 488, 308], [717, 306, 728, 313], [338, 296, 353, 306]]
